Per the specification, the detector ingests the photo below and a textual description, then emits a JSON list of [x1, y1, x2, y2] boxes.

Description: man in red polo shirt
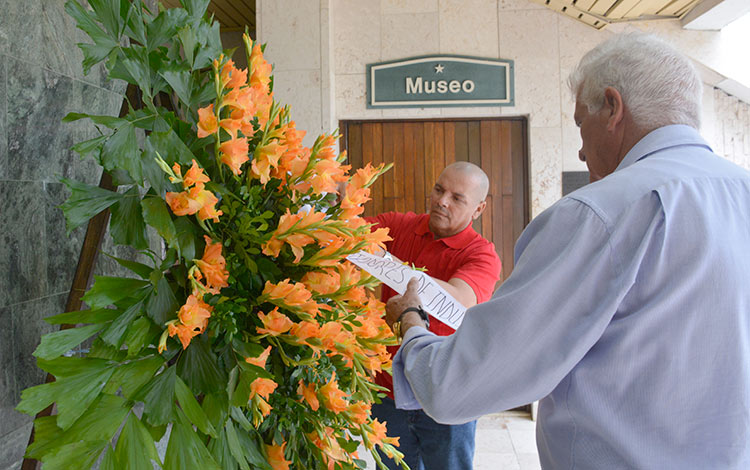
[[367, 161, 501, 470]]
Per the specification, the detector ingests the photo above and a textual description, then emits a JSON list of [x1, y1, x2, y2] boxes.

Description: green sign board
[[366, 55, 514, 108]]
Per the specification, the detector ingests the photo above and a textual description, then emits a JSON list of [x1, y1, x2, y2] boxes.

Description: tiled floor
[[361, 411, 541, 469]]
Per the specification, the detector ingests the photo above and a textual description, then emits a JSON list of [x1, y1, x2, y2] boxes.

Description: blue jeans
[[371, 397, 476, 470]]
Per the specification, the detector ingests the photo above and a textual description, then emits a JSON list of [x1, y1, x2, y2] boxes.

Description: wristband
[[398, 306, 430, 329]]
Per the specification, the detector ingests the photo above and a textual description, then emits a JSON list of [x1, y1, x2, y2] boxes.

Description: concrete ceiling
[[530, 0, 748, 30]]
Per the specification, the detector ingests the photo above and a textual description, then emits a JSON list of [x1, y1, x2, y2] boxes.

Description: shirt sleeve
[[450, 244, 502, 303], [392, 198, 627, 423]]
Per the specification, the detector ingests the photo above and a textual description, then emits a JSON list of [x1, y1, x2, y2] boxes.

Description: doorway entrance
[[340, 118, 530, 284]]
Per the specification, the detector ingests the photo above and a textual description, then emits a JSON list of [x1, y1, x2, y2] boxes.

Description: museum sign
[[366, 55, 514, 108]]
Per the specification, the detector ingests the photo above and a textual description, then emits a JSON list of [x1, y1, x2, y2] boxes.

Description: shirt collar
[[417, 214, 477, 249], [615, 124, 712, 173]]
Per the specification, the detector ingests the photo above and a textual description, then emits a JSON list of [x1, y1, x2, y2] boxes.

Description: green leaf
[[230, 368, 258, 408], [45, 308, 121, 325], [33, 324, 106, 360], [104, 355, 164, 399], [159, 64, 193, 108], [148, 127, 197, 166], [88, 0, 127, 38], [99, 445, 119, 470], [63, 112, 127, 128], [103, 253, 154, 279], [124, 316, 158, 356], [229, 407, 252, 432], [16, 363, 116, 429], [141, 143, 172, 197], [64, 0, 119, 73], [114, 412, 162, 470], [102, 122, 142, 181], [174, 217, 197, 262], [234, 425, 271, 469], [82, 276, 149, 309], [202, 392, 229, 432], [176, 335, 227, 395], [136, 366, 176, 426], [56, 366, 117, 430], [224, 419, 251, 470], [206, 427, 235, 470], [71, 134, 107, 161], [110, 186, 149, 249], [176, 26, 196, 69], [145, 275, 178, 325], [142, 196, 178, 249], [99, 299, 145, 347], [175, 376, 218, 437], [163, 409, 221, 470], [60, 178, 123, 234], [37, 356, 112, 378], [28, 394, 130, 461], [181, 0, 210, 22], [42, 440, 109, 470], [192, 20, 222, 70], [146, 8, 188, 52], [88, 337, 127, 361]]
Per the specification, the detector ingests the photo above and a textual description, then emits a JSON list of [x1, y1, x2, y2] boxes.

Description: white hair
[[568, 33, 703, 131]]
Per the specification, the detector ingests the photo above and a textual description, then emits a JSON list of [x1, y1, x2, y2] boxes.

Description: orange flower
[[195, 235, 229, 291], [168, 322, 199, 350], [301, 269, 341, 295], [165, 190, 203, 216], [252, 141, 286, 185], [340, 186, 370, 219], [256, 396, 272, 417], [257, 308, 294, 336], [249, 41, 272, 94], [319, 373, 348, 414], [263, 280, 314, 308], [250, 377, 278, 400], [308, 428, 347, 470], [297, 380, 320, 411], [290, 320, 321, 342], [261, 236, 283, 258], [366, 419, 399, 448], [183, 160, 210, 188], [284, 233, 314, 263], [337, 261, 361, 286], [310, 159, 349, 195], [350, 163, 382, 190], [189, 186, 223, 222], [245, 345, 272, 369], [347, 401, 371, 425], [196, 104, 217, 138], [223, 87, 257, 120], [265, 442, 290, 470], [178, 294, 212, 330], [220, 59, 248, 89], [219, 137, 250, 176], [364, 227, 392, 253]]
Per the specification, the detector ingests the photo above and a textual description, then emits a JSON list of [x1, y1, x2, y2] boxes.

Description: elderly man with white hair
[[385, 33, 750, 469]]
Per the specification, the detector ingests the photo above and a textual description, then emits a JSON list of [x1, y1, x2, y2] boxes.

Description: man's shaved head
[[441, 162, 490, 203]]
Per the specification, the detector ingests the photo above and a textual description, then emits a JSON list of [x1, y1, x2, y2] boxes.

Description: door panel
[[341, 118, 529, 283]]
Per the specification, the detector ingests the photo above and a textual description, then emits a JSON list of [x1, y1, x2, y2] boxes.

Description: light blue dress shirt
[[393, 125, 750, 469]]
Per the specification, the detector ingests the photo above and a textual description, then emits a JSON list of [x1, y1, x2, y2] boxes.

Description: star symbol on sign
[[435, 64, 444, 73]]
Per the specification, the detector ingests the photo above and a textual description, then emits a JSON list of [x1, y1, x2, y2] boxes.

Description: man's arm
[[386, 252, 478, 308], [386, 198, 630, 423]]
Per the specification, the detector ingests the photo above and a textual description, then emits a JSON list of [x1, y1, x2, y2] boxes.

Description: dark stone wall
[[0, 1, 126, 468]]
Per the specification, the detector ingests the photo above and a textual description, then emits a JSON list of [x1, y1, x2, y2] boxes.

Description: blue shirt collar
[[615, 124, 713, 173]]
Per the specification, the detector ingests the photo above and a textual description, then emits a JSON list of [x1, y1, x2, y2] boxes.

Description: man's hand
[[386, 278, 428, 337]]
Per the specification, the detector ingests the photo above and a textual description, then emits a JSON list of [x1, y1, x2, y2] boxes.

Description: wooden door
[[341, 118, 529, 283]]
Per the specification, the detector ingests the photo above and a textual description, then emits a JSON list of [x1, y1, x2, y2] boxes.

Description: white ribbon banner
[[346, 251, 467, 329]]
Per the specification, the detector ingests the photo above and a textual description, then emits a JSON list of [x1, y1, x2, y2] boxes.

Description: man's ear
[[472, 199, 487, 220], [604, 86, 625, 132]]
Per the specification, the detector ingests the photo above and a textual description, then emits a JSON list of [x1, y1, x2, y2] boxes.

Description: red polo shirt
[[366, 212, 502, 397]]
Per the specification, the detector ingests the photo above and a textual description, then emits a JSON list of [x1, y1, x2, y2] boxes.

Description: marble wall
[[0, 0, 126, 468]]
